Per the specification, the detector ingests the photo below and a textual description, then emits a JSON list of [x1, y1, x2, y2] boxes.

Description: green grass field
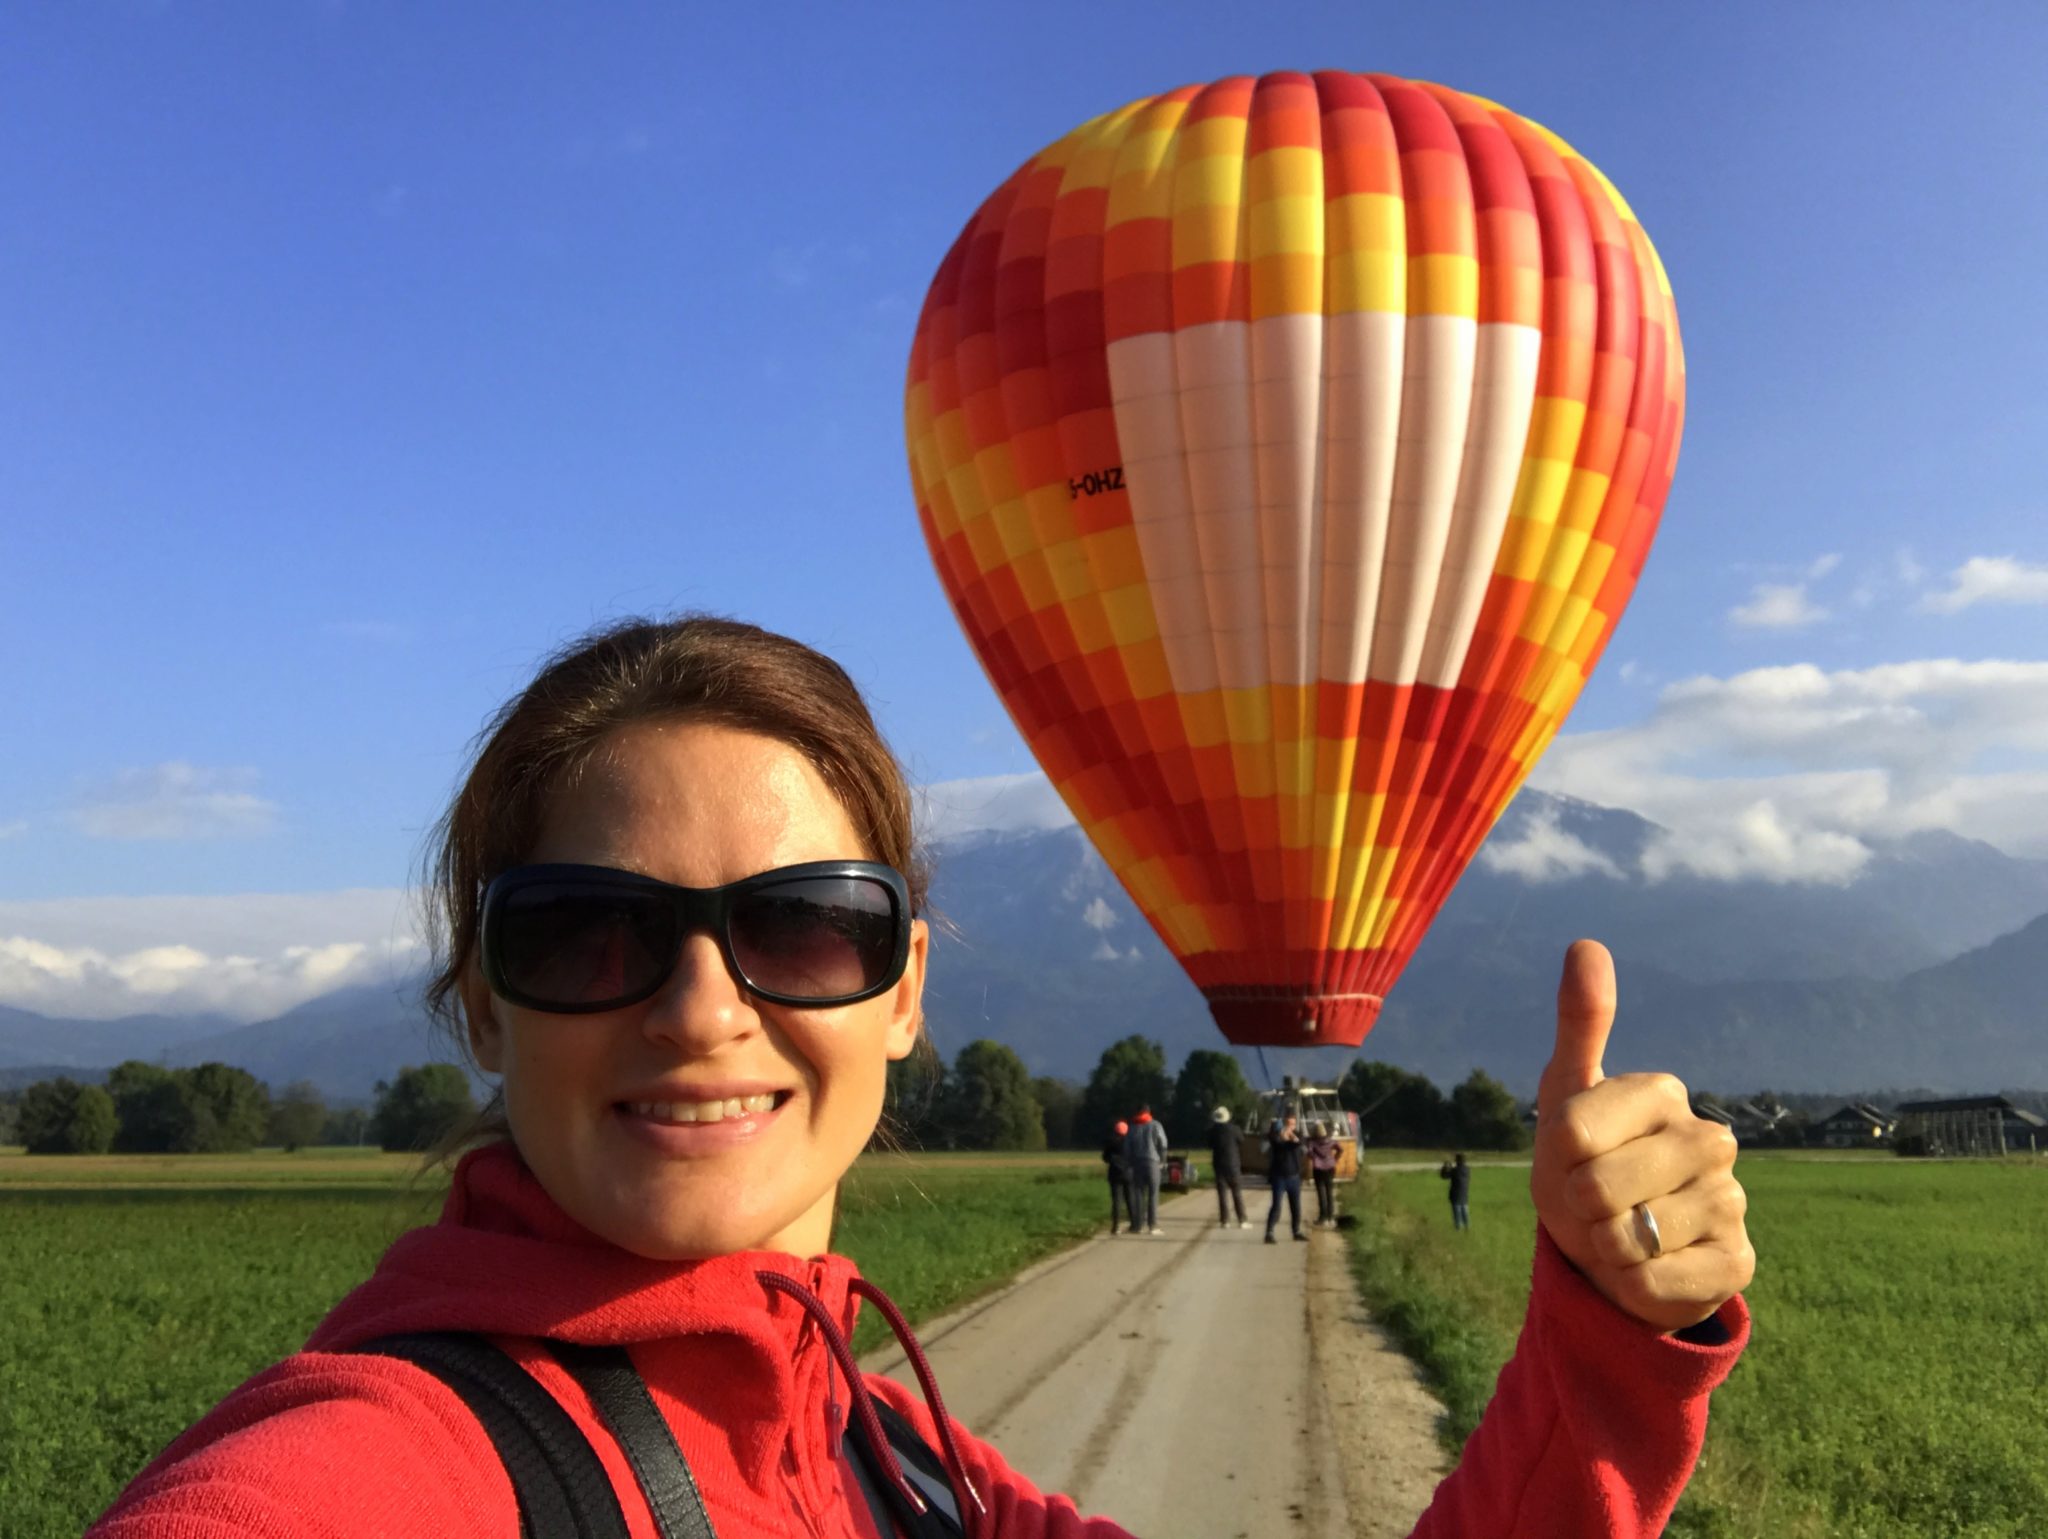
[[0, 1146, 1104, 1538], [1343, 1154, 2048, 1538]]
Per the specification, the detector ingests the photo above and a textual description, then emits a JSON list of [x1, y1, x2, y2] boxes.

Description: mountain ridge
[[5, 792, 2044, 1098]]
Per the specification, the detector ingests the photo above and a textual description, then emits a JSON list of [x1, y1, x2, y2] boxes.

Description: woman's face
[[462, 721, 927, 1260]]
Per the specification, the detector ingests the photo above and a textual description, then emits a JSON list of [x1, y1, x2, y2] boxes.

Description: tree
[[938, 1040, 1045, 1151], [184, 1063, 270, 1152], [1450, 1069, 1529, 1152], [1078, 1035, 1171, 1146], [68, 1085, 118, 1153], [1169, 1050, 1257, 1139], [321, 1106, 371, 1147], [107, 1060, 182, 1152], [269, 1081, 328, 1152], [17, 1078, 116, 1154], [20, 1078, 80, 1153], [1339, 1060, 1452, 1147], [882, 1047, 947, 1148], [372, 1065, 477, 1153], [1031, 1077, 1082, 1149]]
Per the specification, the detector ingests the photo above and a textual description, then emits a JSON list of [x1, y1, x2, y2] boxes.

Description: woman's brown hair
[[418, 615, 933, 1149]]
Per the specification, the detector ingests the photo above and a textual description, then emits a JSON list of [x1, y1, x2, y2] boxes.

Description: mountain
[[916, 799, 2048, 1092], [1419, 796, 2048, 984], [4, 791, 2045, 1099], [0, 1003, 237, 1072], [156, 978, 462, 1101]]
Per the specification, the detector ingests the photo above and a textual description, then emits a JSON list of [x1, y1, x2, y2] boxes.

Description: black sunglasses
[[479, 861, 912, 1013]]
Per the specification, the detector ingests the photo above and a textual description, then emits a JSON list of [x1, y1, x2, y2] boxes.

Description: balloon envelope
[[905, 72, 1681, 1046]]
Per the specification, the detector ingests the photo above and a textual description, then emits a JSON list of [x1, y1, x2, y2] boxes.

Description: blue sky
[[4, 3, 2046, 1018]]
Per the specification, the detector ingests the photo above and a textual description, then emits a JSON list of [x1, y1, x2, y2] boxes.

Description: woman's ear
[[882, 918, 929, 1062], [459, 961, 507, 1074]]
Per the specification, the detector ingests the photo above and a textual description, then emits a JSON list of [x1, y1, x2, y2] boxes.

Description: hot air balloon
[[904, 72, 1681, 1047]]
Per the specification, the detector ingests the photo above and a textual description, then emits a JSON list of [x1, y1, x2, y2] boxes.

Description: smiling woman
[[85, 615, 1751, 1539]]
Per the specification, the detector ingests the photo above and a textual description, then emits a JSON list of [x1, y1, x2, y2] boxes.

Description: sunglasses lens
[[496, 880, 676, 1008], [729, 875, 898, 1001]]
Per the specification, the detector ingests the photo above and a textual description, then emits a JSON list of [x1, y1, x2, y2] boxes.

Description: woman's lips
[[612, 1091, 789, 1154]]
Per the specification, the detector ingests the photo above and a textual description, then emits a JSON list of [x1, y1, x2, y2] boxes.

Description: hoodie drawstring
[[754, 1269, 985, 1539], [848, 1279, 986, 1530]]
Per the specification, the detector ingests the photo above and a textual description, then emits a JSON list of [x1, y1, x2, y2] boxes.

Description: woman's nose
[[636, 931, 757, 1051]]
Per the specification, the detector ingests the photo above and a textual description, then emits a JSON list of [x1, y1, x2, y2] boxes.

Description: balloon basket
[[1205, 993, 1382, 1049]]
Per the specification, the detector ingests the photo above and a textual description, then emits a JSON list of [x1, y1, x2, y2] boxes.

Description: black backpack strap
[[548, 1341, 718, 1539], [843, 1397, 965, 1539], [356, 1331, 630, 1539]]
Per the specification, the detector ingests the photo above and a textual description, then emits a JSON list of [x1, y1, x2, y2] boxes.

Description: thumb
[[1540, 939, 1616, 1113]]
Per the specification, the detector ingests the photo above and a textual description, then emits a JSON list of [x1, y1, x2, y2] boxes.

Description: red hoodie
[[88, 1144, 1748, 1537]]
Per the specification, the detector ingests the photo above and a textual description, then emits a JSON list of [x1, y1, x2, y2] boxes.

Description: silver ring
[[1633, 1201, 1663, 1260]]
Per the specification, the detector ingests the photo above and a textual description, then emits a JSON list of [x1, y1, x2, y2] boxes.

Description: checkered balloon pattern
[[905, 72, 1682, 1047]]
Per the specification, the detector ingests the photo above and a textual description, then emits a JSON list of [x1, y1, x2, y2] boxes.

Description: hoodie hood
[[304, 1141, 865, 1492]]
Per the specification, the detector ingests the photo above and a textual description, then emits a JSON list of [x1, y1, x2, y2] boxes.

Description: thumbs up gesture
[[1530, 941, 1755, 1331]]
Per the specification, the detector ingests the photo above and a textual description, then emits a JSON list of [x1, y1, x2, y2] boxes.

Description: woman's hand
[[1529, 941, 1756, 1332]]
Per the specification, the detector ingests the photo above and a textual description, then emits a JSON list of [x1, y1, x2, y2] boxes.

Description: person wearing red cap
[[1102, 1120, 1134, 1235], [1122, 1107, 1169, 1235]]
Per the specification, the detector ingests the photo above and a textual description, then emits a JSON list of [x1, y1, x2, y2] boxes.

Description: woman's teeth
[[628, 1094, 776, 1125]]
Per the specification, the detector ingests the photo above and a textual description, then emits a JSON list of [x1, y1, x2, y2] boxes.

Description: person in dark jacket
[[1204, 1106, 1248, 1228], [1264, 1114, 1307, 1243], [1305, 1121, 1340, 1227], [1103, 1120, 1134, 1235], [1440, 1151, 1473, 1230]]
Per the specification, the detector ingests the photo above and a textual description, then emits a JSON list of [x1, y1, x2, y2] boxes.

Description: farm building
[[1893, 1096, 2046, 1156], [1811, 1102, 1895, 1148]]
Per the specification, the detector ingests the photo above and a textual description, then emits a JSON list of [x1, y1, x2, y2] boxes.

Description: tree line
[[886, 1034, 1531, 1153], [4, 1063, 477, 1155], [3, 1043, 1532, 1158]]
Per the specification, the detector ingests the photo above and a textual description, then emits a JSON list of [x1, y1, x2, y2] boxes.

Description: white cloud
[[1639, 802, 1871, 885], [0, 888, 421, 1020], [1080, 897, 1118, 932], [71, 763, 278, 840], [1728, 582, 1828, 631], [1479, 804, 1625, 883], [1531, 658, 2048, 873], [1917, 556, 2048, 614], [1806, 553, 1842, 580], [917, 773, 1076, 845], [0, 820, 25, 840]]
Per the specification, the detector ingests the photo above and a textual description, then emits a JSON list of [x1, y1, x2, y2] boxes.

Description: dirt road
[[862, 1193, 1449, 1538]]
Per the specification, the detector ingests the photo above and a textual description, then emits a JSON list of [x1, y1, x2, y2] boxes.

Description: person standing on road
[[1124, 1107, 1169, 1234], [1305, 1121, 1340, 1228], [85, 617, 1757, 1539], [1102, 1120, 1133, 1235], [1204, 1106, 1248, 1228], [1264, 1113, 1307, 1243], [1440, 1151, 1473, 1230]]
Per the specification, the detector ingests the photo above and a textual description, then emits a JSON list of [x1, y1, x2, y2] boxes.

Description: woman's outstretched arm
[[1409, 940, 1756, 1537]]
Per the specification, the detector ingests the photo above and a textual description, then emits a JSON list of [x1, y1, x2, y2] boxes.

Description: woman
[[87, 616, 1754, 1538], [1102, 1120, 1132, 1236], [1305, 1122, 1340, 1229]]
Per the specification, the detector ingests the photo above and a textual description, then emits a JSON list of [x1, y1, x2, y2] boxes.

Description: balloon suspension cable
[[1256, 1046, 1274, 1090]]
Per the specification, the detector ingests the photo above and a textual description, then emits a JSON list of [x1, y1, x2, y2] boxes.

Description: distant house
[[1894, 1096, 2046, 1156], [1689, 1096, 1735, 1129], [1811, 1102, 1895, 1148], [1727, 1100, 1792, 1144]]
